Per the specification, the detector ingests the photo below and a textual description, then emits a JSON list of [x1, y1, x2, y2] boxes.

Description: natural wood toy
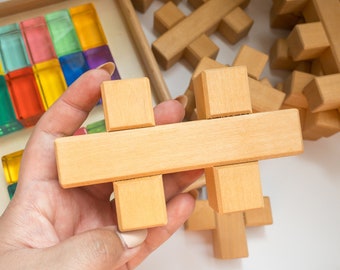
[[185, 196, 273, 259], [152, 0, 252, 69], [269, 0, 340, 140], [55, 66, 303, 232]]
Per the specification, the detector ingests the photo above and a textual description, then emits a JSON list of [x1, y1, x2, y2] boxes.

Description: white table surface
[[0, 0, 339, 269]]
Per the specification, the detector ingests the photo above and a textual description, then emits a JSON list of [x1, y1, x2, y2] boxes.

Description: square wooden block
[[184, 34, 219, 68], [205, 161, 264, 214], [154, 1, 185, 34], [114, 175, 167, 231], [287, 22, 330, 61], [233, 45, 268, 80], [193, 66, 252, 119], [218, 7, 253, 44], [101, 78, 155, 132]]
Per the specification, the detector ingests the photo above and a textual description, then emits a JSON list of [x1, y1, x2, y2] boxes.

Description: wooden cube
[[303, 74, 340, 113], [212, 212, 248, 259], [205, 162, 264, 214], [244, 196, 273, 227], [270, 38, 295, 70], [218, 7, 253, 44], [233, 45, 269, 80], [154, 2, 185, 34], [302, 0, 319, 22], [114, 175, 167, 231], [193, 66, 252, 119], [270, 6, 302, 30], [248, 77, 286, 112], [282, 70, 314, 109], [272, 0, 309, 15], [287, 22, 330, 61], [101, 78, 155, 131], [303, 109, 340, 140], [184, 35, 219, 68]]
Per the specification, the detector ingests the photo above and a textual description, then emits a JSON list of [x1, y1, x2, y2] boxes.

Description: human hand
[[0, 63, 202, 269]]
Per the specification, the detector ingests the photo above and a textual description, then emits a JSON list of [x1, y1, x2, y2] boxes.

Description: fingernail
[[97, 62, 115, 76], [117, 229, 148, 248], [175, 95, 188, 108]]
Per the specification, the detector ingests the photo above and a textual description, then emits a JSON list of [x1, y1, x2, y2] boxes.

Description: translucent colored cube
[[0, 75, 23, 136], [86, 119, 106, 134], [59, 51, 89, 86], [45, 10, 81, 57], [1, 150, 23, 184], [34, 59, 67, 109], [7, 182, 17, 199], [70, 3, 107, 51], [20, 16, 57, 64], [84, 45, 121, 80], [0, 23, 30, 72], [5, 67, 45, 127]]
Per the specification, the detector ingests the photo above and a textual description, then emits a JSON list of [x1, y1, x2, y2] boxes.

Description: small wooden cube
[[154, 2, 185, 34], [287, 22, 330, 61], [114, 175, 167, 231], [244, 196, 273, 227], [233, 45, 269, 80], [185, 200, 216, 231], [205, 162, 264, 214], [212, 212, 248, 259], [101, 78, 155, 131], [270, 38, 295, 70], [218, 7, 253, 44], [270, 6, 301, 30], [184, 35, 219, 68], [272, 0, 309, 15], [303, 109, 340, 140], [248, 77, 286, 112], [193, 66, 252, 119], [283, 70, 314, 109], [303, 74, 340, 113], [302, 0, 319, 22]]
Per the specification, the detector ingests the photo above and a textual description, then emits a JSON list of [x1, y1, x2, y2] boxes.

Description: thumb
[[41, 227, 147, 270]]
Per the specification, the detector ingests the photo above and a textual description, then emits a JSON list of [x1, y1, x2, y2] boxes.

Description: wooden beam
[[55, 109, 303, 188]]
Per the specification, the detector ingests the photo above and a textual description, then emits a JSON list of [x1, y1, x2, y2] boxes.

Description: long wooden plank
[[152, 0, 243, 69], [313, 0, 340, 72], [55, 109, 303, 188]]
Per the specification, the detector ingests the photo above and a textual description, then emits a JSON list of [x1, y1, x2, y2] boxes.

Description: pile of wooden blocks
[[270, 0, 340, 140], [150, 0, 254, 70]]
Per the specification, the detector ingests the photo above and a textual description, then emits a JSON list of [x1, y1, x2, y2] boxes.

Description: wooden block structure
[[151, 0, 253, 69], [55, 66, 303, 232], [185, 197, 273, 259], [269, 0, 340, 140]]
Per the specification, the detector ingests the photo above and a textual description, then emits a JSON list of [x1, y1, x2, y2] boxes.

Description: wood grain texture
[[55, 109, 303, 188], [244, 196, 273, 227]]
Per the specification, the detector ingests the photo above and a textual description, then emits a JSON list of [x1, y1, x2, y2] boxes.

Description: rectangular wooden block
[[272, 0, 309, 15], [114, 175, 167, 231], [55, 109, 303, 188], [131, 0, 154, 13], [313, 0, 340, 73], [152, 0, 243, 69], [303, 74, 340, 112], [205, 161, 264, 214], [212, 212, 248, 259], [248, 77, 286, 112], [244, 196, 273, 227], [287, 22, 330, 61], [101, 78, 155, 131], [270, 38, 295, 70], [185, 200, 216, 231], [193, 66, 252, 119], [233, 45, 269, 80]]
